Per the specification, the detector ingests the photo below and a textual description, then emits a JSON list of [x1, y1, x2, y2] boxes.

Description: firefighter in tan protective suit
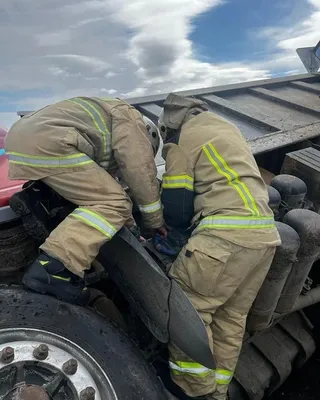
[[158, 94, 281, 400], [5, 97, 166, 305]]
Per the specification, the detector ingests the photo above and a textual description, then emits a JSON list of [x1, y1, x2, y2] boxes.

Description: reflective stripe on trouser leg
[[41, 208, 119, 277], [169, 361, 214, 378], [39, 166, 133, 278], [215, 369, 233, 385], [168, 341, 217, 398], [70, 208, 117, 239], [209, 369, 233, 400]]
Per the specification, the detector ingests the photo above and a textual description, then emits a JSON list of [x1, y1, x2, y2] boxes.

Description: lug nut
[[0, 346, 14, 363], [33, 344, 49, 360], [62, 358, 78, 375], [80, 386, 96, 400]]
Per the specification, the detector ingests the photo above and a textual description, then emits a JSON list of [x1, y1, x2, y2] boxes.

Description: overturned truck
[[1, 47, 320, 400]]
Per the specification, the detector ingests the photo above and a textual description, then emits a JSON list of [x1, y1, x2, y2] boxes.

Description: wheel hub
[[0, 329, 118, 400], [7, 385, 50, 400]]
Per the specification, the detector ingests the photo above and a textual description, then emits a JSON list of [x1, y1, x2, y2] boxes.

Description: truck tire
[[0, 219, 37, 283], [0, 286, 168, 400]]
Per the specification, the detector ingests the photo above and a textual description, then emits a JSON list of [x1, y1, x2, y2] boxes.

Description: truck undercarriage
[[0, 66, 320, 400]]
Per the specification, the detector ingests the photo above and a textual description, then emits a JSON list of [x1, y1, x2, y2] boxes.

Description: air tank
[[247, 222, 300, 332], [276, 209, 320, 313]]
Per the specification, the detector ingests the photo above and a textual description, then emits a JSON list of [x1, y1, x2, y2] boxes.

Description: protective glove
[[154, 233, 178, 256], [153, 227, 191, 256]]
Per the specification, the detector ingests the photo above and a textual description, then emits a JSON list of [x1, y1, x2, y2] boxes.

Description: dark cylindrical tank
[[267, 185, 281, 214], [276, 209, 320, 314], [247, 222, 300, 332], [271, 174, 307, 209]]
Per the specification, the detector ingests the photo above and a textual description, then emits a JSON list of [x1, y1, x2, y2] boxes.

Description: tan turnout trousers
[[5, 97, 163, 277], [168, 233, 276, 399], [40, 165, 133, 276], [160, 94, 280, 399]]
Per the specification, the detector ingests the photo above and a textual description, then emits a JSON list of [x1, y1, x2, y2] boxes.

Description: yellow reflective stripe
[[52, 275, 71, 282], [138, 200, 162, 214], [203, 144, 260, 217], [169, 361, 213, 378], [193, 215, 275, 233], [216, 369, 233, 385], [170, 362, 232, 382], [7, 151, 94, 168], [69, 97, 111, 163], [71, 208, 117, 239], [162, 174, 194, 191]]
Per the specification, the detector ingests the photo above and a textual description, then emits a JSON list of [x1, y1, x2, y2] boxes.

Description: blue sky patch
[[191, 0, 313, 63]]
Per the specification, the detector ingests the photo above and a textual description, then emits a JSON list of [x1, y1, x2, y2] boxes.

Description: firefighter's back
[[179, 111, 280, 248]]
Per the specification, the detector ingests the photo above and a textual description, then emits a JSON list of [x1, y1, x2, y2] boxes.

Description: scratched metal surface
[[130, 73, 320, 157], [17, 73, 320, 158]]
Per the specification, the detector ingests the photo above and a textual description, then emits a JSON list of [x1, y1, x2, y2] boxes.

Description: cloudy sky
[[0, 0, 319, 129]]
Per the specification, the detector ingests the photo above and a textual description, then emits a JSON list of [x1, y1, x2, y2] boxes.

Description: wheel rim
[[0, 328, 118, 400]]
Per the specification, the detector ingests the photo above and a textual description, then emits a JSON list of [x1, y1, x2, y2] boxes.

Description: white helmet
[[142, 115, 160, 156], [157, 109, 167, 139]]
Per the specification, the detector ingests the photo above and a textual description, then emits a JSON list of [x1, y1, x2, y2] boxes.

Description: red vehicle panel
[[0, 127, 25, 207]]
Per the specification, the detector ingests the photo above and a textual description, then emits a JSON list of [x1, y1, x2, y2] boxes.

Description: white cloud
[[45, 54, 111, 73], [258, 0, 320, 72], [105, 71, 117, 78], [0, 0, 318, 114], [122, 87, 148, 98], [35, 30, 72, 47], [101, 88, 118, 95]]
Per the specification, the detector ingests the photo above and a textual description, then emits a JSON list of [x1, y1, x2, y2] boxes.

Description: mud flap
[[101, 227, 215, 369]]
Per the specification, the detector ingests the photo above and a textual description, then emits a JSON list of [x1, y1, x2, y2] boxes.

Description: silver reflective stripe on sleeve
[[138, 200, 162, 214], [7, 152, 94, 168], [71, 208, 117, 239]]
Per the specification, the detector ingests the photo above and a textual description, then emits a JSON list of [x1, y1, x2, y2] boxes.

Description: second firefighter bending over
[[5, 97, 166, 305], [158, 93, 281, 400]]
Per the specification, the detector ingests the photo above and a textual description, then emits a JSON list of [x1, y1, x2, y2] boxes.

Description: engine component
[[281, 146, 320, 213], [276, 209, 320, 313], [270, 174, 307, 210], [247, 222, 300, 332], [267, 185, 281, 215], [291, 284, 320, 312], [232, 312, 316, 400]]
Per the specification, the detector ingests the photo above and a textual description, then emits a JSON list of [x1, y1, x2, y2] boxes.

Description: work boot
[[22, 253, 90, 305]]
